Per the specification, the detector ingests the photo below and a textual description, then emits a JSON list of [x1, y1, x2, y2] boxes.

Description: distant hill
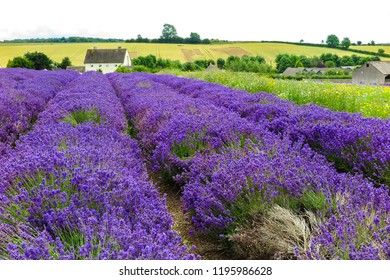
[[1, 42, 389, 68]]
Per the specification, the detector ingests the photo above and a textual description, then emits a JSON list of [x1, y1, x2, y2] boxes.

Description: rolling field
[[0, 42, 382, 67], [354, 45, 390, 54]]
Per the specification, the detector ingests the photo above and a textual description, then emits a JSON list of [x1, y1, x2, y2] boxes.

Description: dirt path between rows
[[153, 176, 232, 260]]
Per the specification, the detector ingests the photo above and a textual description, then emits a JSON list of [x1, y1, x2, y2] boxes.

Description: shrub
[[131, 65, 150, 72]]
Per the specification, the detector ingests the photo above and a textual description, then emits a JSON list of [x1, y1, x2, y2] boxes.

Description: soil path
[[153, 176, 232, 260]]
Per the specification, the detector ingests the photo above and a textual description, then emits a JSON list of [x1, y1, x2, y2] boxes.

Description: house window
[[366, 64, 369, 67], [115, 64, 118, 67]]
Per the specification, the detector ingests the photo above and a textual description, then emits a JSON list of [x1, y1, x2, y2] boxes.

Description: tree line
[[275, 53, 380, 73], [1, 24, 224, 45], [6, 52, 71, 70]]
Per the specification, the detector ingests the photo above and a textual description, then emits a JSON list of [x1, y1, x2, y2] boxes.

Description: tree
[[160, 24, 178, 42], [275, 54, 293, 73], [320, 53, 340, 66], [325, 61, 337, 68], [339, 56, 354, 66], [341, 37, 351, 49], [326, 34, 340, 48], [217, 58, 225, 69], [6, 56, 34, 69], [24, 51, 53, 70], [378, 49, 385, 55], [58, 57, 72, 69], [357, 41, 362, 46], [186, 32, 201, 44]]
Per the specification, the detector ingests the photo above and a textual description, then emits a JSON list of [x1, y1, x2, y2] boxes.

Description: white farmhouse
[[84, 47, 131, 74]]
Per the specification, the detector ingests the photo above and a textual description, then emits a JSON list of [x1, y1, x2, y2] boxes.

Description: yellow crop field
[[353, 45, 390, 54], [0, 42, 387, 68]]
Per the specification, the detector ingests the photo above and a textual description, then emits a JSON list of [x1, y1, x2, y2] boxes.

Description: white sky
[[1, 0, 389, 44]]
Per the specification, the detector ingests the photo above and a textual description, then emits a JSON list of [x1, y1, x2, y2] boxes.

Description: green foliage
[[6, 56, 34, 69], [132, 55, 182, 72], [194, 59, 215, 69], [8, 51, 73, 70], [186, 32, 201, 44], [58, 57, 72, 69], [324, 61, 337, 68], [378, 49, 385, 54], [181, 62, 201, 71], [275, 54, 314, 73], [132, 65, 150, 72], [61, 108, 102, 126], [339, 56, 354, 66], [160, 23, 179, 42], [341, 37, 351, 49], [115, 65, 131, 73], [324, 69, 346, 76], [127, 120, 139, 138], [320, 53, 340, 66], [326, 34, 340, 48], [217, 58, 225, 69], [294, 60, 304, 68], [24, 51, 53, 70], [225, 55, 272, 74]]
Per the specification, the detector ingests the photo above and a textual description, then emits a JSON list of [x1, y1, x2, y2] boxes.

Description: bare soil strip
[[151, 175, 232, 260]]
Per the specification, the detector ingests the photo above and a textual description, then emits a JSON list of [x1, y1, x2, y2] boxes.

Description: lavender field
[[1, 69, 390, 260]]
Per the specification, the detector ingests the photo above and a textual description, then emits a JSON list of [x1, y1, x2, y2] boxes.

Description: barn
[[352, 61, 390, 85], [84, 47, 131, 74]]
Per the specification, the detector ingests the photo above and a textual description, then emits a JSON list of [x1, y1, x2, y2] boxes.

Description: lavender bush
[[110, 72, 390, 260], [0, 70, 194, 260], [149, 74, 390, 187], [0, 69, 78, 155]]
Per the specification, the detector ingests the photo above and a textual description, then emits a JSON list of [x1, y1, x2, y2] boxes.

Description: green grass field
[[0, 42, 384, 67]]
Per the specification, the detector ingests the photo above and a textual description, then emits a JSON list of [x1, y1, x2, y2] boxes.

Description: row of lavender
[[108, 72, 390, 260], [0, 68, 79, 156], [0, 71, 193, 259], [149, 74, 390, 188]]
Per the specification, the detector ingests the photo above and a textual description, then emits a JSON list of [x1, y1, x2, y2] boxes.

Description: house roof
[[369, 61, 390, 75], [283, 67, 352, 76], [66, 66, 85, 73], [84, 48, 128, 64], [206, 64, 219, 71], [282, 67, 304, 76]]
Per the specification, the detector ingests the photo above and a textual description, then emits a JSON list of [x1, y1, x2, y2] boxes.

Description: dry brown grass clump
[[229, 205, 319, 259]]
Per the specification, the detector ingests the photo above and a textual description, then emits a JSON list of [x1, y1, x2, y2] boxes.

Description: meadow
[[1, 68, 390, 260], [354, 45, 390, 54], [175, 70, 390, 119], [0, 42, 378, 67]]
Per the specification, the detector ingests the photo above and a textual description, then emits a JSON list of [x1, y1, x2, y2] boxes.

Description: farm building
[[66, 66, 85, 73], [352, 61, 390, 85], [84, 47, 131, 74], [282, 67, 355, 76]]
